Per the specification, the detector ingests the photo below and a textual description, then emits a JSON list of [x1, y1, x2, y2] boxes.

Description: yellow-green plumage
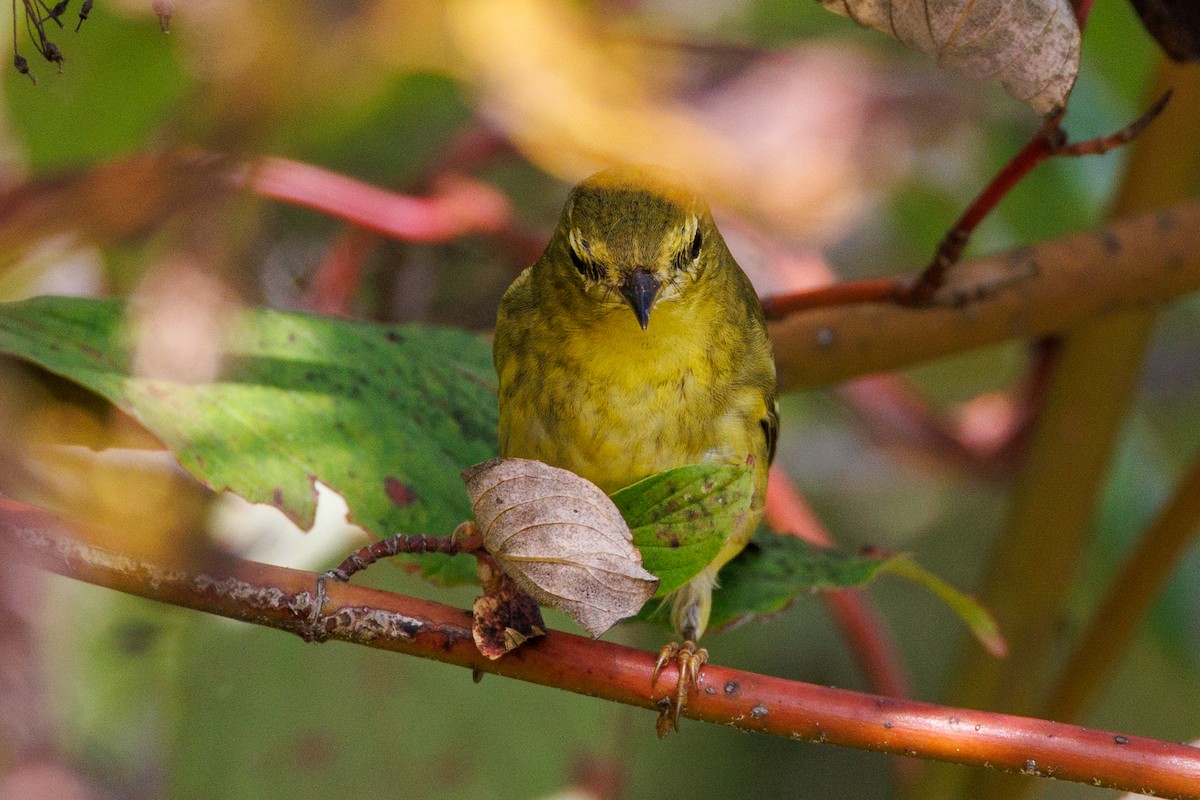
[[494, 165, 778, 642]]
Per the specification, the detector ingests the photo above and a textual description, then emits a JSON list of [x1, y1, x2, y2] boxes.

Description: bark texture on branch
[[769, 200, 1200, 390], [3, 499, 1200, 799]]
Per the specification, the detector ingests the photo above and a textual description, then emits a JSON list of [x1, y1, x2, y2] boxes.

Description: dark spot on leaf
[[79, 343, 106, 361], [1099, 231, 1121, 254], [657, 528, 680, 548], [287, 332, 297, 343], [385, 330, 403, 344], [385, 477, 418, 508], [273, 487, 284, 507], [291, 730, 335, 772], [113, 619, 159, 655], [304, 371, 316, 382]]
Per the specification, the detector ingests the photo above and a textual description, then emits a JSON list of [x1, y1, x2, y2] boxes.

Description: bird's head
[[550, 165, 718, 331]]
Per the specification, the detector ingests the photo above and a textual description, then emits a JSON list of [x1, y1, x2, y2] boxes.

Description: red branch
[[4, 499, 1199, 798], [760, 278, 896, 321], [304, 227, 378, 316], [243, 157, 512, 243], [1072, 0, 1095, 28]]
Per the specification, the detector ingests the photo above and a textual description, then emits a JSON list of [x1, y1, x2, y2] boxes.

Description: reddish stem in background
[[1072, 0, 1095, 28], [764, 466, 911, 702], [305, 227, 378, 317], [417, 124, 514, 189], [245, 158, 512, 244], [303, 123, 516, 316], [760, 277, 896, 320], [840, 376, 990, 475]]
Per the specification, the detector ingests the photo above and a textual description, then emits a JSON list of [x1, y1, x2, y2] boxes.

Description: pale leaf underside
[[463, 457, 658, 637], [821, 0, 1080, 114]]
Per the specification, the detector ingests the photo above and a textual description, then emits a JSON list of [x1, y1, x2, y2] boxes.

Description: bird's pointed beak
[[620, 268, 661, 331]]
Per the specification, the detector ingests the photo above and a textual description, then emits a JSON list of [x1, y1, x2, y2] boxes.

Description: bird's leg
[[652, 581, 713, 736], [652, 637, 708, 737]]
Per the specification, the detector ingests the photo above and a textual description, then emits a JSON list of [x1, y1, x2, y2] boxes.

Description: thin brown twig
[[4, 499, 1200, 798], [1044, 452, 1200, 723], [761, 93, 1173, 319], [902, 91, 1171, 305]]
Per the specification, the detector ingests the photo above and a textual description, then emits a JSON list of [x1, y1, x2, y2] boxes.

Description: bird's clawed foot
[[652, 640, 708, 737]]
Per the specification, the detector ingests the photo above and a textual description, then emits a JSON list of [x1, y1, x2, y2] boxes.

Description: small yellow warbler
[[494, 165, 778, 730]]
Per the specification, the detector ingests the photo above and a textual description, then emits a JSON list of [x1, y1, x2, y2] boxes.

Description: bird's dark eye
[[675, 227, 703, 271], [570, 243, 604, 282]]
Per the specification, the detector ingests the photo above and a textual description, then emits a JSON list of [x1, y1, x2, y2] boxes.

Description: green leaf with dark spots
[[0, 296, 496, 584], [612, 464, 754, 598], [707, 532, 1005, 655]]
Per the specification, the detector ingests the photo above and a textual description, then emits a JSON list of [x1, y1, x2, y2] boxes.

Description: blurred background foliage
[[0, 1, 1196, 799]]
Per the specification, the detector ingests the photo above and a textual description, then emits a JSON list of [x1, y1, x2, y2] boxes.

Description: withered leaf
[[472, 573, 546, 660], [820, 0, 1080, 115], [462, 457, 659, 637]]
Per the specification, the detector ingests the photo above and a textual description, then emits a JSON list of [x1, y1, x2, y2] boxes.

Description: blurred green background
[[0, 1, 1197, 799]]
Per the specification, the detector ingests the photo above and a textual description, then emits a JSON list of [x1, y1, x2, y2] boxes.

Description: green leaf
[[612, 464, 753, 598], [0, 296, 497, 584], [708, 533, 1006, 656], [881, 555, 1007, 657], [707, 533, 884, 629]]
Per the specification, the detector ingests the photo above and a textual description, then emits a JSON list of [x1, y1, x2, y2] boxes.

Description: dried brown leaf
[[471, 573, 546, 660], [820, 0, 1080, 114], [462, 458, 659, 637]]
